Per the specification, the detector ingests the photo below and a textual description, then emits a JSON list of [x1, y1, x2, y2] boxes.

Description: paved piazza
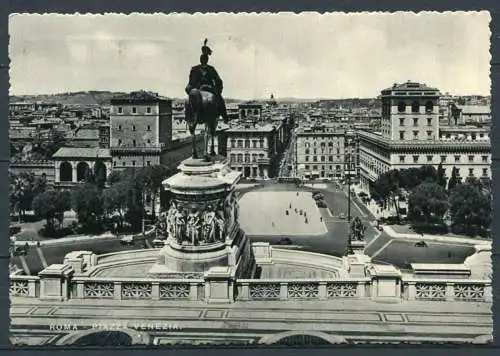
[[238, 191, 327, 236]]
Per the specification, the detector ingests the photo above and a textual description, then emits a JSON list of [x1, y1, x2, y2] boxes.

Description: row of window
[[230, 139, 265, 148], [116, 125, 152, 131], [304, 155, 356, 162], [113, 160, 152, 167], [116, 139, 153, 146], [303, 148, 343, 154], [398, 130, 434, 140], [116, 107, 153, 114], [397, 101, 434, 113], [229, 153, 266, 163], [399, 154, 489, 164], [398, 117, 433, 126], [301, 164, 357, 171]]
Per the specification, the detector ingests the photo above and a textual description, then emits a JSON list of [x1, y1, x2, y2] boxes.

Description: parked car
[[339, 213, 346, 219], [152, 238, 166, 248], [13, 244, 29, 256], [119, 235, 135, 246], [10, 224, 21, 235], [414, 241, 428, 248], [277, 237, 293, 245], [313, 193, 324, 200]]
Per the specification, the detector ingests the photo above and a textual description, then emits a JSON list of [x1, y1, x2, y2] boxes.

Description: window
[[413, 118, 418, 126], [313, 156, 318, 162], [336, 165, 341, 170], [329, 155, 333, 162], [482, 155, 488, 163], [399, 118, 405, 126], [427, 155, 433, 162], [425, 101, 434, 113], [113, 161, 116, 167], [305, 165, 310, 170], [454, 155, 460, 163], [252, 140, 257, 148], [147, 107, 152, 114], [147, 125, 151, 131], [399, 155, 405, 163], [321, 156, 325, 162], [469, 168, 474, 177], [132, 161, 136, 166], [427, 118, 432, 126], [313, 149, 317, 154], [147, 139, 151, 144], [397, 101, 406, 113], [305, 156, 309, 162], [118, 139, 122, 145], [427, 131, 432, 139], [237, 140, 243, 148], [413, 131, 418, 138], [118, 107, 123, 114], [244, 140, 250, 148], [132, 107, 137, 114], [132, 125, 136, 131], [399, 131, 405, 140], [468, 155, 474, 162], [305, 148, 310, 154], [411, 101, 420, 113], [122, 162, 125, 166], [483, 168, 488, 176], [313, 165, 318, 170], [132, 140, 137, 147], [147, 161, 151, 166], [118, 125, 122, 131], [413, 155, 419, 163], [440, 155, 446, 163]]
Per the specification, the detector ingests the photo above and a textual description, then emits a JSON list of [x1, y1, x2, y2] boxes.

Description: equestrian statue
[[185, 39, 229, 160]]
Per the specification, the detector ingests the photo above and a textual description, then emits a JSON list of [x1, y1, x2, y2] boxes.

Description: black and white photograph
[[8, 12, 492, 346]]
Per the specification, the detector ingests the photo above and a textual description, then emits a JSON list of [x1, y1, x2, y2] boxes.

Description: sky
[[9, 12, 491, 99]]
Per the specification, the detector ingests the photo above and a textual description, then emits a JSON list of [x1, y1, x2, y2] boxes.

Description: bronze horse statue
[[184, 85, 221, 160]]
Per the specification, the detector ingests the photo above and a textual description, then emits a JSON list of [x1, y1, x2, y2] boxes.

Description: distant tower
[[380, 81, 440, 142], [109, 91, 173, 170]]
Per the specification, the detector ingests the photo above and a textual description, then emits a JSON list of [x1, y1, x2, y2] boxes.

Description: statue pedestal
[[148, 157, 256, 279]]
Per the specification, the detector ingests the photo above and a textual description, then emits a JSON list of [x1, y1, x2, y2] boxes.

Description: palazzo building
[[295, 123, 360, 181], [358, 81, 491, 193]]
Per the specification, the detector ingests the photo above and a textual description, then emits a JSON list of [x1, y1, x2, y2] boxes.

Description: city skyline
[[9, 12, 491, 99]]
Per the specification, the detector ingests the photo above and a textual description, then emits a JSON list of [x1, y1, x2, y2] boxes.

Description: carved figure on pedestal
[[215, 209, 227, 241], [166, 202, 177, 239], [201, 205, 216, 243], [186, 208, 202, 245], [157, 210, 168, 238], [174, 207, 187, 243]]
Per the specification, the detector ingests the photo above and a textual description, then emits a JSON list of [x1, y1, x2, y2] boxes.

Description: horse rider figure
[[185, 38, 228, 123]]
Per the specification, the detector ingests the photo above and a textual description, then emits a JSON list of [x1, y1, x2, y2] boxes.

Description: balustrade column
[[75, 281, 84, 298], [484, 284, 492, 302], [28, 279, 38, 297], [72, 161, 78, 182], [318, 282, 327, 300], [445, 283, 455, 301], [238, 283, 250, 301], [357, 281, 366, 298], [151, 282, 160, 300], [114, 282, 122, 300], [279, 283, 288, 300], [189, 283, 199, 301], [406, 282, 416, 300]]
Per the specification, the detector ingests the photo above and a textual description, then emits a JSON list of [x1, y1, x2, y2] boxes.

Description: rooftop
[[110, 91, 171, 104], [381, 81, 439, 95], [52, 147, 111, 159], [455, 105, 491, 115], [227, 123, 275, 133]]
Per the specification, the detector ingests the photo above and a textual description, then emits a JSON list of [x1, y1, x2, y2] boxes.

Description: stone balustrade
[[10, 275, 40, 298], [402, 278, 492, 302], [235, 278, 371, 301], [10, 266, 492, 304], [69, 277, 205, 301]]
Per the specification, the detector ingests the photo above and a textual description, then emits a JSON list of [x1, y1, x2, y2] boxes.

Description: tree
[[32, 190, 70, 232], [138, 165, 173, 218], [94, 159, 107, 189], [370, 169, 402, 218], [102, 181, 129, 229], [9, 172, 47, 221], [436, 163, 446, 188], [408, 182, 448, 225], [449, 182, 491, 236], [447, 166, 459, 191], [71, 183, 104, 232]]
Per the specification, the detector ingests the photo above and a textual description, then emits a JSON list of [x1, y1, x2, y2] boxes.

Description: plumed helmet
[[201, 38, 212, 56]]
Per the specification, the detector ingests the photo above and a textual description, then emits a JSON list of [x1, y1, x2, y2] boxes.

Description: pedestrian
[[305, 218, 308, 224], [289, 203, 292, 209], [320, 216, 323, 222], [296, 192, 299, 196], [272, 221, 275, 227]]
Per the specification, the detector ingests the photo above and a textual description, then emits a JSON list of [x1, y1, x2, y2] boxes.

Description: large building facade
[[295, 124, 360, 181], [359, 82, 491, 192]]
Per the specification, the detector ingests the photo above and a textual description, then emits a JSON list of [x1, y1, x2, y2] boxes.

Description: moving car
[[277, 237, 293, 245], [119, 235, 135, 246]]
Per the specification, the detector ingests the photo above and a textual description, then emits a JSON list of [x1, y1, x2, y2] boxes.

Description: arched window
[[397, 101, 406, 113], [411, 101, 420, 113], [59, 161, 72, 182], [76, 162, 90, 182], [305, 148, 310, 154], [425, 101, 434, 113]]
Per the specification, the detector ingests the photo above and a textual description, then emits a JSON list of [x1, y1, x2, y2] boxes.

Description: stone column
[[369, 265, 402, 302], [54, 161, 60, 182], [39, 264, 75, 301], [72, 161, 78, 182]]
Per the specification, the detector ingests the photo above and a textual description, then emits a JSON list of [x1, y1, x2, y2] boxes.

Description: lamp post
[[344, 148, 353, 256]]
